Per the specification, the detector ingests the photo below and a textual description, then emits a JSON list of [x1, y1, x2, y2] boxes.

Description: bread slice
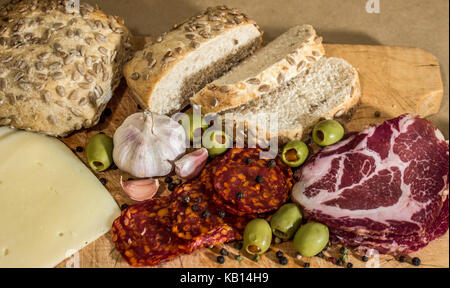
[[221, 57, 361, 144], [190, 25, 325, 114], [124, 6, 263, 115]]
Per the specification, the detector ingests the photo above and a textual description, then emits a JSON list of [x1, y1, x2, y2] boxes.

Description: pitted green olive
[[281, 141, 309, 167], [179, 112, 209, 142], [312, 120, 344, 146], [86, 133, 113, 172], [293, 221, 329, 257], [270, 203, 303, 240], [243, 219, 272, 255], [202, 130, 230, 157]]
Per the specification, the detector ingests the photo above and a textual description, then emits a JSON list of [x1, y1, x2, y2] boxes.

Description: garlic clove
[[120, 176, 160, 201], [175, 148, 209, 180]]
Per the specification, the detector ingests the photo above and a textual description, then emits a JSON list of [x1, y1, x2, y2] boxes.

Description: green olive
[[243, 219, 272, 255], [270, 203, 303, 240], [281, 140, 309, 167], [293, 222, 329, 257], [179, 112, 209, 142], [202, 130, 230, 157], [86, 133, 113, 172], [312, 120, 344, 146]]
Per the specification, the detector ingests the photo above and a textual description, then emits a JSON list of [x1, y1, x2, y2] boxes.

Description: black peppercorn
[[236, 192, 243, 200], [120, 203, 129, 211], [267, 159, 277, 168], [164, 177, 173, 184], [220, 248, 228, 256], [191, 204, 199, 212], [279, 256, 288, 265], [245, 158, 252, 165], [362, 256, 369, 262], [336, 259, 343, 266], [194, 196, 202, 203], [202, 210, 210, 219], [255, 176, 263, 183], [75, 146, 84, 153], [346, 262, 353, 268], [99, 178, 107, 185], [303, 262, 310, 268], [412, 257, 421, 266], [398, 256, 406, 263], [374, 111, 381, 118], [168, 183, 176, 191], [233, 242, 243, 250], [103, 108, 112, 117], [182, 195, 190, 205], [217, 210, 226, 218], [217, 255, 225, 264], [276, 251, 284, 259]]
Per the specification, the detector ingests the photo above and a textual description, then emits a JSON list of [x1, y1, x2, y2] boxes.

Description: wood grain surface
[[56, 44, 448, 268]]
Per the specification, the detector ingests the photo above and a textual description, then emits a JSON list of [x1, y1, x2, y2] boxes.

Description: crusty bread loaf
[[191, 25, 325, 114], [221, 57, 361, 144], [124, 6, 263, 116], [0, 0, 132, 136]]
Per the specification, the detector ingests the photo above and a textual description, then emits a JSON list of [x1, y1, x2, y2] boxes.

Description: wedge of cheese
[[0, 127, 120, 268]]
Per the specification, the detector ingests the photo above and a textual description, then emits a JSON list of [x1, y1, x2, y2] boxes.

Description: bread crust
[[0, 0, 132, 136], [191, 25, 325, 114], [123, 6, 263, 114]]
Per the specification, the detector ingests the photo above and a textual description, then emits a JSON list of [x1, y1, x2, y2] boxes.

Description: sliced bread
[[221, 57, 361, 144], [190, 25, 325, 114], [124, 6, 263, 115]]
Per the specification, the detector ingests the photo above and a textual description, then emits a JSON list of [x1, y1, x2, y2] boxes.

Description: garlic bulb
[[113, 110, 186, 178], [120, 176, 160, 202], [175, 148, 209, 179]]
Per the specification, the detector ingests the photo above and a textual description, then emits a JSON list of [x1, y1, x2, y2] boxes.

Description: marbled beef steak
[[292, 114, 449, 254]]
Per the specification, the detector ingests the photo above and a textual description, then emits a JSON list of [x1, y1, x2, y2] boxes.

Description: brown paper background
[[87, 0, 449, 137]]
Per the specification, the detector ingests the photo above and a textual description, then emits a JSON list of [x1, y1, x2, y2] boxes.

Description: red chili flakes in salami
[[213, 148, 293, 214], [111, 197, 191, 267]]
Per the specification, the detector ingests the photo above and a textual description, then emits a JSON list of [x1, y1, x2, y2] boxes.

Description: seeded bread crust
[[123, 6, 263, 115], [0, 0, 132, 136], [190, 25, 325, 114]]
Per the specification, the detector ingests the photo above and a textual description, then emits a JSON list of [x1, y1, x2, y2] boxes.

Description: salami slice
[[213, 148, 293, 214], [169, 180, 239, 242], [112, 197, 191, 267]]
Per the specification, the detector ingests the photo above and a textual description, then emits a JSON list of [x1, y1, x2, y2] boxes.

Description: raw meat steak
[[329, 197, 449, 255], [293, 115, 449, 236]]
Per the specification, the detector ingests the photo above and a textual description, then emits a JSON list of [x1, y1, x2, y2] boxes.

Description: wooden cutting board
[[56, 44, 448, 268]]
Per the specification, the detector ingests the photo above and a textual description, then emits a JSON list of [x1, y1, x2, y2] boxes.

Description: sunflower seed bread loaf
[[190, 25, 325, 114], [123, 6, 263, 116], [224, 57, 361, 144], [0, 0, 132, 136]]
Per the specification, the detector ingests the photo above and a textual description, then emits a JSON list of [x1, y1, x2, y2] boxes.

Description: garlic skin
[[120, 176, 160, 201], [113, 111, 186, 178], [175, 148, 209, 179]]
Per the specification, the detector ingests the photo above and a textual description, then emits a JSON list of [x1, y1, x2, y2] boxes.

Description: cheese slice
[[0, 127, 120, 268]]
